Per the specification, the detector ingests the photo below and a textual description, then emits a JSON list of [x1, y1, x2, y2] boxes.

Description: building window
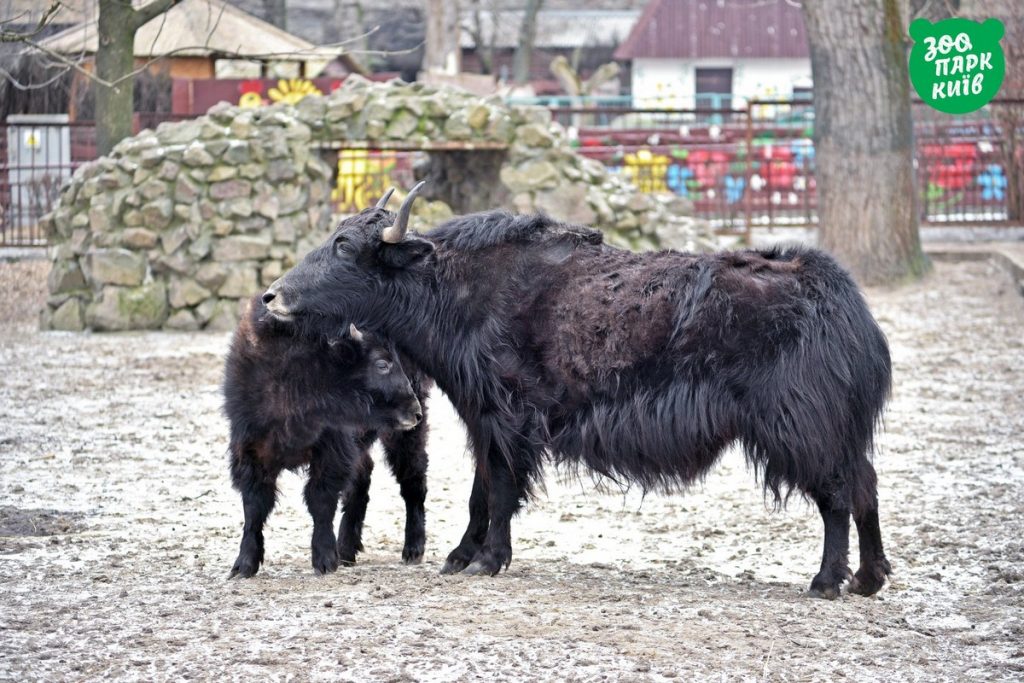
[[695, 68, 733, 110], [793, 86, 813, 102]]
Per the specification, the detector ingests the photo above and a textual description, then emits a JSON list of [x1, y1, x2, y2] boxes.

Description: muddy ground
[[1, 256, 1022, 681]]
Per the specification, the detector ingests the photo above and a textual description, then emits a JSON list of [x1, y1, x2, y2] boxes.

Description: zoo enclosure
[[2, 99, 1021, 246]]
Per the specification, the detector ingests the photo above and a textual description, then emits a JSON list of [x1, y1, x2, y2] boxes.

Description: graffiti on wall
[[331, 150, 399, 213], [601, 135, 1005, 219], [238, 78, 340, 108]]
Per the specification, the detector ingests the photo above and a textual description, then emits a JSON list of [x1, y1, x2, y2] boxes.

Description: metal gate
[[1, 114, 72, 246]]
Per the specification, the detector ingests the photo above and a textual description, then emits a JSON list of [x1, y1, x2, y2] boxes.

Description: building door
[[695, 68, 733, 110]]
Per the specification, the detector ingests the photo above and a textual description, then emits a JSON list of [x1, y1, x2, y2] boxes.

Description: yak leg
[[462, 433, 539, 576], [808, 490, 852, 600], [337, 446, 374, 566], [848, 461, 892, 596], [229, 451, 279, 579], [380, 425, 429, 565], [441, 463, 489, 574], [305, 437, 352, 575]]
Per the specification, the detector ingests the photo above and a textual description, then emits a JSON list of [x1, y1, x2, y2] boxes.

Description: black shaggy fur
[[223, 295, 431, 578], [264, 208, 893, 598]]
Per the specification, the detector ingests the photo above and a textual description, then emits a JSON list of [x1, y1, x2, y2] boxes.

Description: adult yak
[[261, 183, 893, 599]]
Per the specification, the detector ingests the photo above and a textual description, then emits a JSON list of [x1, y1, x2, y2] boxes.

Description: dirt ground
[[1, 255, 1022, 682]]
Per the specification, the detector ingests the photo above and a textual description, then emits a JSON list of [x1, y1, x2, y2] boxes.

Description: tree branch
[[0, 1, 62, 43], [132, 0, 182, 30]]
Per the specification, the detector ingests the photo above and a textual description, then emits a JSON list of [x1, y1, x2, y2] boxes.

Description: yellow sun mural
[[267, 79, 323, 104]]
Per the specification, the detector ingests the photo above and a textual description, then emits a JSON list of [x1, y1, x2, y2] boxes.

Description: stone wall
[[41, 77, 714, 332]]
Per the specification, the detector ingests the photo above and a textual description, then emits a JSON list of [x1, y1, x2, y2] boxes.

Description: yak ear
[[378, 234, 434, 269]]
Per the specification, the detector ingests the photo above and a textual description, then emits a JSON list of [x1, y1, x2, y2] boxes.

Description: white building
[[614, 0, 812, 109]]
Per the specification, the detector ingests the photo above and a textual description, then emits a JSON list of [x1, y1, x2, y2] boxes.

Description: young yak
[[260, 183, 892, 599], [224, 292, 431, 578]]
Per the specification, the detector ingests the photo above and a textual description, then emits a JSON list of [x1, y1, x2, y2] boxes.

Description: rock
[[158, 120, 202, 145], [188, 233, 212, 259], [515, 123, 554, 148], [203, 300, 239, 331], [207, 166, 238, 182], [223, 140, 251, 165], [139, 147, 166, 168], [500, 160, 559, 193], [85, 283, 168, 331], [254, 193, 280, 220], [467, 104, 490, 130], [218, 266, 259, 298], [174, 176, 202, 203], [182, 142, 215, 166], [164, 309, 200, 331], [443, 110, 473, 140], [534, 184, 595, 225], [48, 260, 86, 294], [85, 249, 146, 286], [213, 235, 270, 261], [386, 109, 419, 139], [88, 206, 111, 232], [168, 278, 211, 308], [121, 228, 159, 249], [141, 198, 173, 229], [161, 226, 190, 254], [195, 262, 228, 290], [224, 198, 254, 217], [157, 160, 181, 181], [50, 298, 85, 331], [266, 160, 298, 182], [210, 179, 252, 200], [260, 260, 283, 286]]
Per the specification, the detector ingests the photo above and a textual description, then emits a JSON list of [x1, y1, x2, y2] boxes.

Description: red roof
[[614, 0, 809, 60]]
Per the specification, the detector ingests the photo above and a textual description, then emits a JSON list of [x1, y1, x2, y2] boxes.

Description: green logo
[[908, 17, 1005, 114]]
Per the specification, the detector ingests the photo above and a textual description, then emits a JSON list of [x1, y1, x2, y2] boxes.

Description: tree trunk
[[95, 0, 137, 156], [95, 0, 178, 156], [423, 0, 461, 75], [802, 0, 929, 285], [512, 0, 543, 84]]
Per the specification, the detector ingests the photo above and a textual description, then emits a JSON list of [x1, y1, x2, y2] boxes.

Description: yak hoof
[[440, 546, 475, 575], [848, 561, 891, 597], [807, 585, 841, 600], [229, 556, 260, 579], [312, 548, 340, 575], [462, 560, 501, 576], [403, 550, 424, 565], [440, 557, 469, 575]]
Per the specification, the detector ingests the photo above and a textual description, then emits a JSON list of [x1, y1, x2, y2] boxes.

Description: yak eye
[[333, 235, 347, 253], [374, 359, 392, 374]]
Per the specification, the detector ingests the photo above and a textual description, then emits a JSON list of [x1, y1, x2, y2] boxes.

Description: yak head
[[343, 323, 423, 431], [261, 183, 433, 331]]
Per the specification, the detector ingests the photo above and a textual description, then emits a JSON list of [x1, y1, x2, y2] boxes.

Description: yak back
[[426, 212, 862, 402]]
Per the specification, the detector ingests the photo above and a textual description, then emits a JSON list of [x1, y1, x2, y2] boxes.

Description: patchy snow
[[1, 257, 1022, 680]]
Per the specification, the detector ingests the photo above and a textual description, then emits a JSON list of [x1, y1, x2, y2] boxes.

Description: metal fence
[[568, 98, 1022, 235], [2, 99, 1021, 246]]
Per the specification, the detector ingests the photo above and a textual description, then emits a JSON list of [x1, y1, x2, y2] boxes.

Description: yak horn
[[375, 187, 396, 209], [381, 181, 426, 243], [348, 324, 364, 343]]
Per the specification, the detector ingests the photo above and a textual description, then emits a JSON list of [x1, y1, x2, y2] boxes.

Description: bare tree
[[463, 0, 497, 75], [802, 0, 929, 285], [423, 0, 460, 75], [511, 0, 542, 84], [94, 0, 182, 155]]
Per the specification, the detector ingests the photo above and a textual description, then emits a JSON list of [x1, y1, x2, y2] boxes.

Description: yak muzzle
[[262, 281, 292, 319]]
